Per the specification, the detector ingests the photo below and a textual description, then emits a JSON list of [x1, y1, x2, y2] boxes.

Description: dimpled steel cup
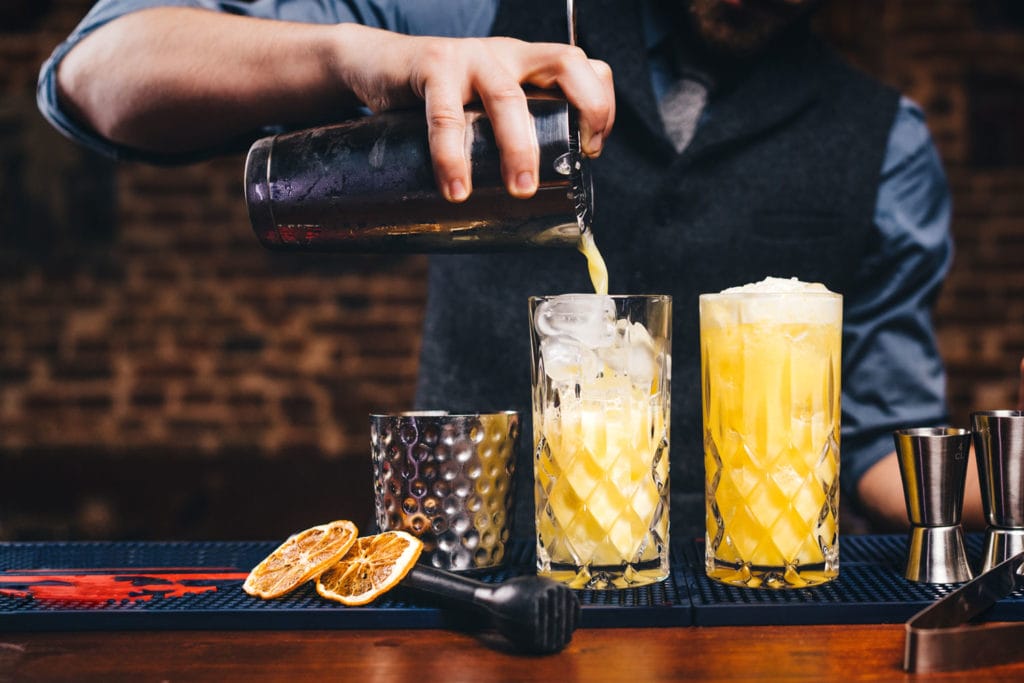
[[370, 411, 520, 571]]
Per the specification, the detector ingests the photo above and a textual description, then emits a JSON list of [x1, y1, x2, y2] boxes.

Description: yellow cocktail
[[700, 278, 841, 588], [531, 294, 671, 589]]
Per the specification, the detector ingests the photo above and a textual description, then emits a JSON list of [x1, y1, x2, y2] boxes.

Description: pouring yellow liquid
[[577, 229, 608, 295]]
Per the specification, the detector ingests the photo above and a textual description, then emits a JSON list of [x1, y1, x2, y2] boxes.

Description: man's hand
[[336, 27, 614, 202], [56, 10, 614, 201]]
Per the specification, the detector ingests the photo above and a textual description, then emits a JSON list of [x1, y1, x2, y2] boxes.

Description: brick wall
[[822, 0, 1024, 420], [1, 0, 1022, 540]]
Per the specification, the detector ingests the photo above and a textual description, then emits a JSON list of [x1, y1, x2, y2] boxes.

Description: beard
[[685, 0, 823, 57]]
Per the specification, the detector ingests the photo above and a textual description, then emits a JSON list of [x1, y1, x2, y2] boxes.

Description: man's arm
[[52, 6, 614, 201], [841, 97, 957, 530]]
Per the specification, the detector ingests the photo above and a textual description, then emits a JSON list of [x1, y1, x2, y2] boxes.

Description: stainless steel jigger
[[893, 427, 974, 583], [970, 410, 1024, 572]]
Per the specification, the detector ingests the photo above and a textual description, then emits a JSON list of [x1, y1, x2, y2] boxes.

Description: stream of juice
[[577, 230, 608, 296]]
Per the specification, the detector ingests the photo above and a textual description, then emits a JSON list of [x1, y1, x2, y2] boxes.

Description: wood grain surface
[[3, 625, 1024, 682]]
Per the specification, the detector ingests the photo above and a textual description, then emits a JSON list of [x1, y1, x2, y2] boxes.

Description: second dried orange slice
[[316, 530, 423, 606]]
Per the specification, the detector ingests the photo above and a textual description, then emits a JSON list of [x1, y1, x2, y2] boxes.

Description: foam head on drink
[[531, 232, 669, 589], [700, 277, 842, 588]]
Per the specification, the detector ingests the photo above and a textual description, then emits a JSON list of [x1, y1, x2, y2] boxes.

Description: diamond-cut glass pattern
[[701, 293, 842, 589], [531, 295, 672, 590]]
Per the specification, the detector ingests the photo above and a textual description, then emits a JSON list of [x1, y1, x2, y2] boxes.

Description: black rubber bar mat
[[2, 535, 1021, 630], [0, 539, 689, 631], [684, 534, 1024, 626]]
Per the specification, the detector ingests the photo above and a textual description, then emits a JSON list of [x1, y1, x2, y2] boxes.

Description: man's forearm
[[56, 8, 366, 155], [857, 449, 985, 531]]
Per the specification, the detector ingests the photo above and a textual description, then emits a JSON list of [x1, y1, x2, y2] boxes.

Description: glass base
[[705, 558, 838, 589], [538, 558, 669, 590]]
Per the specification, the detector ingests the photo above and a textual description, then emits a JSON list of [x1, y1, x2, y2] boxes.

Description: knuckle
[[590, 59, 613, 81], [427, 108, 465, 130], [557, 45, 589, 70], [462, 37, 488, 53], [420, 39, 460, 65], [486, 83, 526, 106]]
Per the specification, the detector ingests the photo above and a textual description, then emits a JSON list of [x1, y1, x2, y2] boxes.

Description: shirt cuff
[[36, 0, 206, 163]]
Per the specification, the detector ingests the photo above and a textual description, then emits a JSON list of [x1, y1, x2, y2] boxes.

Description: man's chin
[[686, 0, 812, 57], [694, 21, 782, 56]]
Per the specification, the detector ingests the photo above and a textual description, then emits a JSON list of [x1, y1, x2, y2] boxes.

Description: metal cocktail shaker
[[244, 95, 592, 252]]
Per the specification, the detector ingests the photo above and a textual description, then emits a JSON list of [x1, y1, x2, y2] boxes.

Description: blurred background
[[1, 0, 1022, 541]]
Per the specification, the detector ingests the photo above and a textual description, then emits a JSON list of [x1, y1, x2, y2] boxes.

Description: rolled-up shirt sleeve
[[37, 0, 206, 160], [841, 96, 953, 498], [37, 0, 497, 161]]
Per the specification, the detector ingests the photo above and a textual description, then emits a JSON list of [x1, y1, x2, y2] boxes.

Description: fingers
[[420, 56, 472, 202], [510, 43, 615, 158], [553, 55, 615, 158], [419, 39, 542, 200], [412, 37, 615, 201], [474, 75, 539, 198], [474, 42, 613, 197]]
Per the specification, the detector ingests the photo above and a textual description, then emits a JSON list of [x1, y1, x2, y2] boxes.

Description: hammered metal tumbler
[[371, 411, 519, 571]]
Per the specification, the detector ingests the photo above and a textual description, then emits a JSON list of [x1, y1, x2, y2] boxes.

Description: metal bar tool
[[904, 550, 1024, 672], [972, 410, 1024, 572], [893, 427, 974, 583]]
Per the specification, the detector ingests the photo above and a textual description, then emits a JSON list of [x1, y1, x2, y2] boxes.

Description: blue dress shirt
[[37, 0, 953, 497]]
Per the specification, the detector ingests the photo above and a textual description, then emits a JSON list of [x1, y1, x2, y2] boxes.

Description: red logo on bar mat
[[0, 568, 249, 604]]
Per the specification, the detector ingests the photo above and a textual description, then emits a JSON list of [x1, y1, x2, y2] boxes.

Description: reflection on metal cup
[[370, 411, 519, 571], [893, 427, 974, 583], [970, 410, 1024, 572], [894, 427, 973, 527], [971, 411, 1024, 528]]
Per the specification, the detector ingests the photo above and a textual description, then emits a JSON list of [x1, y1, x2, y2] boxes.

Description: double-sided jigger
[[893, 427, 974, 583], [971, 410, 1024, 573]]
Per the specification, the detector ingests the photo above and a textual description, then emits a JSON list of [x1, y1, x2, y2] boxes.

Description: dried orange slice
[[315, 530, 423, 606], [243, 520, 359, 599]]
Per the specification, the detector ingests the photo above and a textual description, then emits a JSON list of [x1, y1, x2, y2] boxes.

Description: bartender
[[38, 0, 999, 535]]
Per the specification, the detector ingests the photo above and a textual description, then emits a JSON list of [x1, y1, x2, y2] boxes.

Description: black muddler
[[401, 565, 580, 654]]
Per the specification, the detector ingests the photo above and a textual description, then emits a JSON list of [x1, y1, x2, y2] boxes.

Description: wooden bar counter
[[3, 624, 1023, 682]]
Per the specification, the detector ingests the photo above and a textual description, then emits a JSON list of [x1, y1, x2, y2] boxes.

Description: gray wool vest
[[415, 0, 900, 538]]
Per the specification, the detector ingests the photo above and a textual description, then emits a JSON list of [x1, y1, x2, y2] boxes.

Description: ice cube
[[627, 344, 657, 388], [597, 320, 657, 386], [533, 294, 616, 348], [623, 321, 657, 387], [541, 335, 599, 383]]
